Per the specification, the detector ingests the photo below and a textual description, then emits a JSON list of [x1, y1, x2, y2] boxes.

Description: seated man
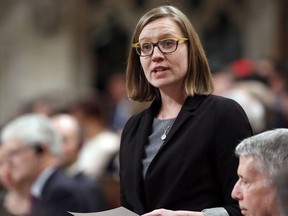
[[0, 146, 30, 216], [0, 114, 96, 216], [232, 128, 288, 216], [51, 113, 107, 211], [50, 113, 83, 176]]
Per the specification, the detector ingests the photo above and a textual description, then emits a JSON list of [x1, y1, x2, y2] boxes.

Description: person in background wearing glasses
[[0, 146, 30, 216], [119, 5, 252, 216], [0, 114, 97, 216]]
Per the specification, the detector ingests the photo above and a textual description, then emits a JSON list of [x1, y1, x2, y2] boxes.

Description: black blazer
[[31, 168, 93, 216], [120, 95, 253, 215]]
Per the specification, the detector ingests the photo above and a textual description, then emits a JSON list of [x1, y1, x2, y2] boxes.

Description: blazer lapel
[[132, 107, 155, 212]]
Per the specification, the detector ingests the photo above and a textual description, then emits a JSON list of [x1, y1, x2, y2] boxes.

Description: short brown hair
[[126, 5, 214, 102]]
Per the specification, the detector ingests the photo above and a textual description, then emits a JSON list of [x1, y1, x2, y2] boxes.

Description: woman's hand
[[142, 209, 204, 216]]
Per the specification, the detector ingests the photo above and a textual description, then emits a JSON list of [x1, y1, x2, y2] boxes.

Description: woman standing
[[120, 5, 252, 216]]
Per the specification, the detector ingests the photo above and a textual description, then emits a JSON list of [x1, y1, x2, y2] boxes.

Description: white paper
[[68, 206, 139, 216]]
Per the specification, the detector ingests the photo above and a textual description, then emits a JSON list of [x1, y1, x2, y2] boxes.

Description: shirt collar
[[31, 166, 56, 199]]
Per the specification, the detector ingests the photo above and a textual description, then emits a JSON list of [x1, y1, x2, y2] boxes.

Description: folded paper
[[68, 206, 138, 216]]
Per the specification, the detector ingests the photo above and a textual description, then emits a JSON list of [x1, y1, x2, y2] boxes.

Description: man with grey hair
[[232, 128, 288, 216], [0, 114, 93, 216]]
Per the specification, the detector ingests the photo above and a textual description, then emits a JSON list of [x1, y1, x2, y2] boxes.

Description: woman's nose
[[151, 46, 164, 61]]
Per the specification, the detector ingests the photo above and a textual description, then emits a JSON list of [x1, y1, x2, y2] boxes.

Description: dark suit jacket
[[31, 168, 93, 216], [73, 172, 108, 211], [120, 95, 253, 215]]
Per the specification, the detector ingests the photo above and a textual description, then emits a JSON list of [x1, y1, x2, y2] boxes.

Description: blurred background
[[0, 0, 288, 211], [0, 0, 287, 128]]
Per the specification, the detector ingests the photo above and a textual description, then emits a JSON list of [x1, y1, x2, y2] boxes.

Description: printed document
[[69, 206, 138, 216]]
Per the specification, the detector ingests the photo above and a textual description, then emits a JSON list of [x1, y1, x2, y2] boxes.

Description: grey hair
[[0, 114, 61, 156], [235, 128, 288, 183]]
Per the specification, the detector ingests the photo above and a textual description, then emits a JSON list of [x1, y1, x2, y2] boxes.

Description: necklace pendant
[[161, 133, 167, 140], [160, 125, 170, 141]]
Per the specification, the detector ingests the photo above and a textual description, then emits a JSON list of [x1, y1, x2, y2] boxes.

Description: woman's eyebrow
[[139, 33, 179, 42]]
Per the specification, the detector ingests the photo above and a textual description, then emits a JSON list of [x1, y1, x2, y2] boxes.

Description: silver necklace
[[161, 124, 171, 140]]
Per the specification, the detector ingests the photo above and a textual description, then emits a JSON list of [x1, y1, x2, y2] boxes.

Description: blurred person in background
[[0, 114, 95, 216], [231, 128, 288, 216], [50, 113, 83, 176], [221, 88, 266, 134], [51, 113, 107, 211], [0, 146, 30, 216], [106, 72, 134, 134], [70, 92, 120, 180], [214, 58, 276, 133], [245, 58, 288, 129], [254, 57, 276, 84], [268, 61, 288, 128], [15, 93, 72, 118]]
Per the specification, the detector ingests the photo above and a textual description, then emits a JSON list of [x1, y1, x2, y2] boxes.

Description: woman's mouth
[[152, 67, 168, 73]]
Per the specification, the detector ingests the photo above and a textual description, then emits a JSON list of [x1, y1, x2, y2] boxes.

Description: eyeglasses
[[132, 37, 189, 57]]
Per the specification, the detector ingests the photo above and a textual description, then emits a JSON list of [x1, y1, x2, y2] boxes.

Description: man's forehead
[[1, 136, 24, 150], [238, 156, 264, 179]]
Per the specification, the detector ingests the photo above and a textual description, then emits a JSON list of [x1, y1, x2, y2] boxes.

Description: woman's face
[[138, 17, 188, 92]]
